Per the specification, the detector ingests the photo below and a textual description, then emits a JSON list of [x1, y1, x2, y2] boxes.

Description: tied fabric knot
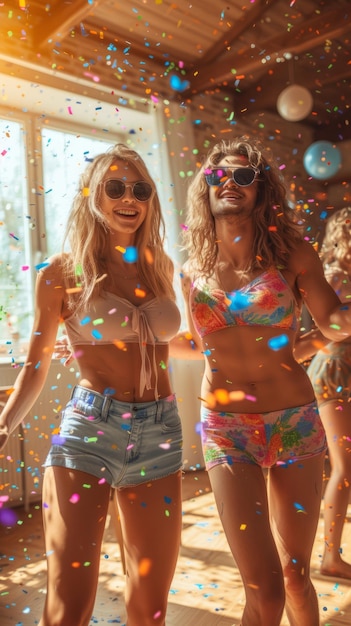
[[131, 308, 158, 398]]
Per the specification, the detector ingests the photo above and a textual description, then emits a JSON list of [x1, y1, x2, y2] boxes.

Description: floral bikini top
[[190, 267, 299, 338]]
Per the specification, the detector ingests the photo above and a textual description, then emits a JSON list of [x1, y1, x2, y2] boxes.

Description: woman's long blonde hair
[[319, 207, 351, 271], [183, 136, 303, 276], [62, 143, 175, 311]]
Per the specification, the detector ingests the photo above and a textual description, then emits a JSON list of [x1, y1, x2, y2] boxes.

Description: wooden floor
[[1, 470, 351, 625]]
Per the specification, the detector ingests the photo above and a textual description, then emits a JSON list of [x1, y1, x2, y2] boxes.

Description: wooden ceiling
[[0, 0, 350, 140]]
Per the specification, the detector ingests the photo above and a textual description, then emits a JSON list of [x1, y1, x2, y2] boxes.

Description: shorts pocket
[[62, 399, 105, 424], [161, 403, 182, 434]]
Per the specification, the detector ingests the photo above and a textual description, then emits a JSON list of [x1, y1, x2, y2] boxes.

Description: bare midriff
[[69, 342, 172, 403], [200, 325, 314, 413]]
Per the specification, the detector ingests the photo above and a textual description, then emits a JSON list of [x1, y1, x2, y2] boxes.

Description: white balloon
[[277, 84, 313, 121]]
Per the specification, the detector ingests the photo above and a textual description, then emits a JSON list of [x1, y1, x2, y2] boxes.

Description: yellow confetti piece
[[229, 390, 245, 402], [82, 187, 90, 197], [66, 287, 83, 294], [280, 363, 292, 371], [113, 340, 127, 351], [139, 557, 152, 576], [115, 245, 126, 253], [145, 247, 154, 264], [135, 288, 146, 298], [214, 388, 230, 404], [240, 524, 247, 530]]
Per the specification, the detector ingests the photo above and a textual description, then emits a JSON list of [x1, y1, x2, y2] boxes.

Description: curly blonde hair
[[183, 136, 303, 276], [62, 143, 175, 311], [320, 206, 351, 271]]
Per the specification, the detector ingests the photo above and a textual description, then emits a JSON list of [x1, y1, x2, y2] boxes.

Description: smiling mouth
[[220, 192, 242, 199], [116, 209, 138, 217]]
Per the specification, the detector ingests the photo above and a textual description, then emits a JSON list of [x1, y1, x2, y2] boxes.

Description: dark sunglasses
[[204, 166, 259, 187], [102, 178, 153, 202]]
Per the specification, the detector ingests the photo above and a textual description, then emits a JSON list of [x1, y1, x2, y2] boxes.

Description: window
[[0, 116, 116, 358], [41, 128, 114, 257], [0, 118, 32, 356]]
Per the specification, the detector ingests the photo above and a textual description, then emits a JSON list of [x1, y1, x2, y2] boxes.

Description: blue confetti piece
[[91, 329, 102, 340], [228, 291, 250, 310], [268, 334, 289, 351], [80, 316, 91, 326], [169, 74, 190, 92], [123, 246, 138, 263], [35, 262, 50, 271], [293, 501, 306, 512]]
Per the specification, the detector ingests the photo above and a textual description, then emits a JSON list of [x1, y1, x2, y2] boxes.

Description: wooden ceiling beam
[[184, 5, 351, 95], [198, 0, 281, 65], [33, 0, 106, 49]]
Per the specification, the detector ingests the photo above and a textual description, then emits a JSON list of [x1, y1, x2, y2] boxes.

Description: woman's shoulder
[[287, 239, 321, 271], [37, 252, 70, 283]]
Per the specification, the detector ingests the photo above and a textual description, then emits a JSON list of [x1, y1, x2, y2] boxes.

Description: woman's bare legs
[[269, 452, 325, 626], [319, 399, 351, 578], [209, 463, 285, 626], [116, 469, 182, 626], [39, 466, 111, 626]]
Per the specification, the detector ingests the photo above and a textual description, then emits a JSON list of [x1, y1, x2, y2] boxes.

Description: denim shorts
[[44, 386, 183, 487]]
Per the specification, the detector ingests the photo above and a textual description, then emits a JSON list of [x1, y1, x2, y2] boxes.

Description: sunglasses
[[204, 166, 260, 187], [102, 179, 153, 202]]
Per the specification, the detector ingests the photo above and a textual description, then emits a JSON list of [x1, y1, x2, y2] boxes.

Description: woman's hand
[[0, 424, 9, 452], [52, 335, 74, 366]]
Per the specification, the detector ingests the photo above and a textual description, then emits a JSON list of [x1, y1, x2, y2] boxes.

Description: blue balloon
[[303, 141, 341, 180]]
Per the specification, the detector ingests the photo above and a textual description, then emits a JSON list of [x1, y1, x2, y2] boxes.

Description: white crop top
[[64, 291, 181, 397]]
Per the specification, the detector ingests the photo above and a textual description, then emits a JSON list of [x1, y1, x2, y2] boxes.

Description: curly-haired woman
[[298, 207, 351, 580]]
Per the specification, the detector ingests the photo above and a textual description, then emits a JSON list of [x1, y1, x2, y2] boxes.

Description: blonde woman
[[0, 144, 183, 626], [301, 207, 351, 579], [176, 137, 351, 626]]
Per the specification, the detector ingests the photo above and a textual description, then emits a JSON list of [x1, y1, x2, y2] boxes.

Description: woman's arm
[[169, 267, 204, 360], [294, 241, 351, 341], [0, 259, 64, 450], [293, 327, 330, 363]]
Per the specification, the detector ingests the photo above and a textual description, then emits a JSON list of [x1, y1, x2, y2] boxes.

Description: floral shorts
[[201, 401, 327, 470]]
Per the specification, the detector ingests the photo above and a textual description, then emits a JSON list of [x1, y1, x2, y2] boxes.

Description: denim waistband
[[70, 385, 176, 420]]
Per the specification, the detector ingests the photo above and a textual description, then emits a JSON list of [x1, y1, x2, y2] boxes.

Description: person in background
[[171, 136, 351, 626], [0, 144, 183, 626], [295, 207, 351, 580]]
